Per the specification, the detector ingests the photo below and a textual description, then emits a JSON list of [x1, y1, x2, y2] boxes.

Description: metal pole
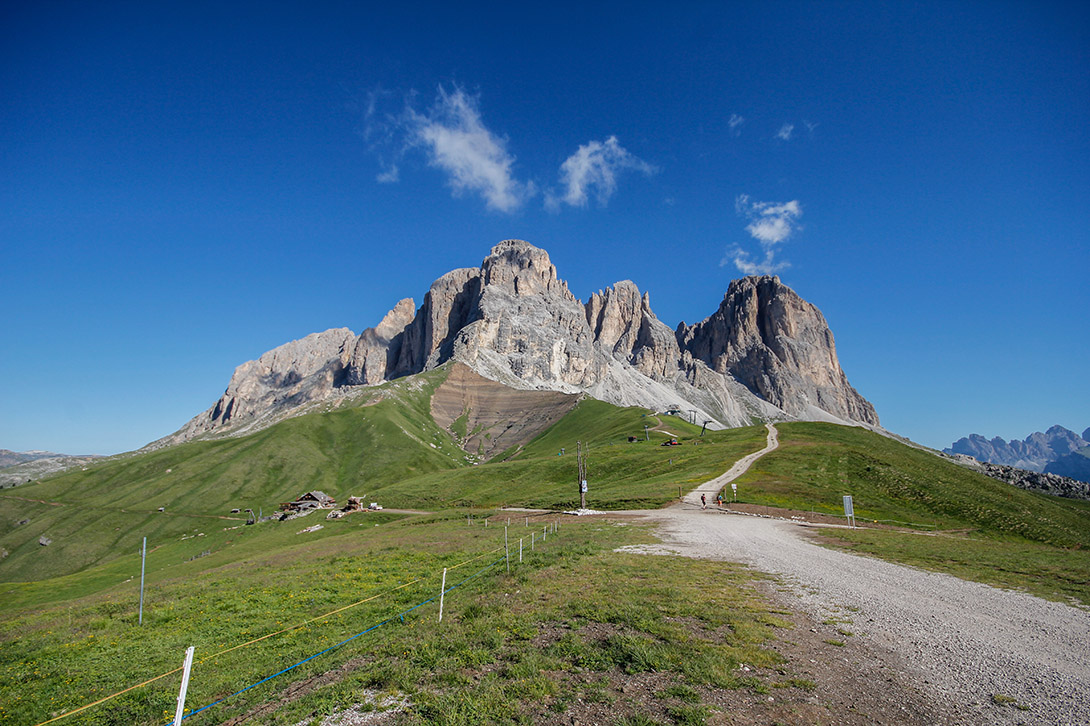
[[139, 536, 146, 626], [519, 538, 523, 563], [172, 646, 195, 726], [505, 527, 510, 573], [438, 568, 447, 622]]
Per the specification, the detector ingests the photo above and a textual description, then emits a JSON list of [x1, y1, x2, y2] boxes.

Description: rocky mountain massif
[[945, 425, 1090, 484], [160, 240, 878, 448]]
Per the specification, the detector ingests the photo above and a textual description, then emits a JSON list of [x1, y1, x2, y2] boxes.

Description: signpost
[[842, 495, 856, 528], [577, 441, 587, 509], [731, 482, 737, 502]]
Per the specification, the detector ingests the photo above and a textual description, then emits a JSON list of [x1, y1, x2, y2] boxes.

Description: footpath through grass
[[0, 511, 807, 726], [733, 422, 1090, 605]]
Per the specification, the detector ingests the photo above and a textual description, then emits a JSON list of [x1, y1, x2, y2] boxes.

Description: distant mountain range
[[944, 426, 1090, 484], [0, 449, 66, 469], [0, 449, 102, 487]]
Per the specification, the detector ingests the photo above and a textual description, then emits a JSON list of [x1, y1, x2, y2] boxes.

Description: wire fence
[[31, 521, 562, 726]]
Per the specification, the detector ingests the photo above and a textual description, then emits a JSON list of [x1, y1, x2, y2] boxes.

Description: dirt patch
[[429, 363, 579, 461], [513, 591, 952, 726]]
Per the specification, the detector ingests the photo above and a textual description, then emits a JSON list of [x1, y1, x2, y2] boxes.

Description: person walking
[[700, 493, 706, 510], [716, 492, 723, 508]]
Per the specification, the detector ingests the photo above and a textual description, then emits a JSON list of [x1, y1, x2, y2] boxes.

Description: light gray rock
[[163, 328, 356, 444], [346, 298, 416, 385], [164, 240, 880, 445], [586, 282, 681, 379], [678, 275, 879, 426]]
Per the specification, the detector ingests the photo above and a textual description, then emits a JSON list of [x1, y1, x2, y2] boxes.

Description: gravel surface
[[635, 506, 1090, 725], [683, 423, 778, 508]]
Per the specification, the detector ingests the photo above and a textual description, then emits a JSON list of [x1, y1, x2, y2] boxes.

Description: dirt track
[[625, 425, 1090, 725]]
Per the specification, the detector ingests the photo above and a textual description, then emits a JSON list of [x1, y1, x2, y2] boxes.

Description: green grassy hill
[[0, 368, 763, 582], [5, 369, 1090, 604], [734, 422, 1090, 603], [735, 422, 1090, 547], [0, 370, 466, 582]]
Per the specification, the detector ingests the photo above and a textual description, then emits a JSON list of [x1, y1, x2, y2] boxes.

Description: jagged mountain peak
[[480, 239, 573, 300], [160, 240, 880, 447]]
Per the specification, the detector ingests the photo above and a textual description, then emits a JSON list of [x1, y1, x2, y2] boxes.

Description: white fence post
[[139, 536, 146, 625], [438, 568, 447, 622], [505, 527, 510, 573], [519, 538, 523, 563], [172, 646, 195, 726]]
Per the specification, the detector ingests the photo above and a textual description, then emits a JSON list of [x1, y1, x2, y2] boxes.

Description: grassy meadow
[[0, 377, 765, 582], [0, 512, 799, 726], [733, 422, 1090, 604]]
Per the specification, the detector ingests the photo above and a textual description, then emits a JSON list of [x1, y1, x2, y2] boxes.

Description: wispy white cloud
[[803, 119, 818, 134], [406, 85, 533, 212], [724, 195, 803, 275], [547, 136, 655, 210], [375, 164, 399, 184], [722, 247, 790, 275], [728, 113, 745, 136], [776, 123, 795, 141]]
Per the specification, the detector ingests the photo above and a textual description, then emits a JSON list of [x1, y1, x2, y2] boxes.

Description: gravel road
[[683, 423, 778, 508], [630, 503, 1090, 725]]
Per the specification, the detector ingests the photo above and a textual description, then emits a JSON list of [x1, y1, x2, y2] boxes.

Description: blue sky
[[2, 1, 1087, 455]]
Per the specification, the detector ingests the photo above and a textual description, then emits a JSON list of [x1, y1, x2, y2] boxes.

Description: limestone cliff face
[[167, 328, 356, 443], [167, 240, 879, 444], [678, 276, 879, 426], [585, 281, 681, 379], [346, 298, 415, 385]]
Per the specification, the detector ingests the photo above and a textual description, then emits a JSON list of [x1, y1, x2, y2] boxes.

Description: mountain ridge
[[944, 425, 1090, 483], [157, 240, 879, 449]]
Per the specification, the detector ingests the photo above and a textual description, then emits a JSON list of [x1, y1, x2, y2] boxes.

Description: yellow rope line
[[445, 544, 505, 570], [30, 543, 512, 726], [193, 577, 425, 664], [31, 667, 185, 726]]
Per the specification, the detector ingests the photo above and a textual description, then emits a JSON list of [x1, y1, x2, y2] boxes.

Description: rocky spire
[[677, 275, 879, 425]]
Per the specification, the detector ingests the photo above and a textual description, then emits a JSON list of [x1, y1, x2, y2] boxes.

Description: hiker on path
[[701, 493, 707, 510], [716, 492, 723, 508]]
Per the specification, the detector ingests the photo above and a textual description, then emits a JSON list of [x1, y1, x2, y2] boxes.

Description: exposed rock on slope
[[166, 240, 879, 445], [346, 298, 415, 385], [0, 453, 103, 487], [942, 452, 1090, 500], [430, 363, 579, 461]]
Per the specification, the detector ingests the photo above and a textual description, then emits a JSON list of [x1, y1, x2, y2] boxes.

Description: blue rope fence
[[169, 554, 509, 724]]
